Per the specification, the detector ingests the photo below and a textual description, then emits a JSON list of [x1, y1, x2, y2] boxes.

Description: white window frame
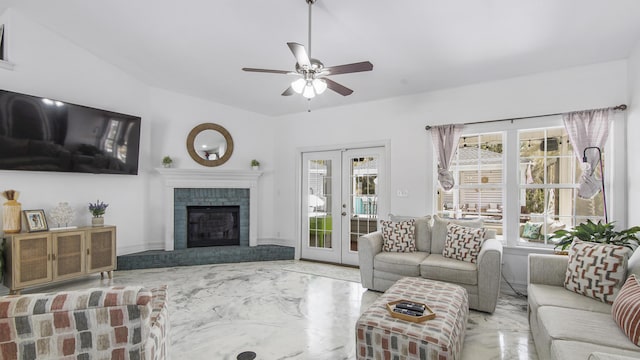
[[433, 114, 627, 248]]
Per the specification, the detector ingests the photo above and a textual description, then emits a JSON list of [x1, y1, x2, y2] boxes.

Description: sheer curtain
[[562, 109, 612, 199], [431, 124, 463, 191]]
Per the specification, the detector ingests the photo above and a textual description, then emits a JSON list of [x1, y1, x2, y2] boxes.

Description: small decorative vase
[[91, 217, 104, 227], [252, 165, 260, 171], [3, 199, 21, 233], [163, 163, 172, 168]]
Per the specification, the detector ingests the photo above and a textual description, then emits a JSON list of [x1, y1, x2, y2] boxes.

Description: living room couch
[[0, 285, 169, 359], [358, 215, 503, 313], [528, 252, 640, 359]]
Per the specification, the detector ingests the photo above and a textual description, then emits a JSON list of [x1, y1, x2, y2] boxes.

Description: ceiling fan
[[242, 0, 373, 99]]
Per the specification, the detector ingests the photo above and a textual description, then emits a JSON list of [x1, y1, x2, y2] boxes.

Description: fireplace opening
[[187, 205, 240, 247]]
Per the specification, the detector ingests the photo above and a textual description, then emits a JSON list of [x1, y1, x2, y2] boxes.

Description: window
[[518, 127, 604, 245], [437, 132, 505, 236], [435, 116, 612, 248]]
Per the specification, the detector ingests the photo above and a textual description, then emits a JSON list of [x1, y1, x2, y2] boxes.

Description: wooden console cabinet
[[3, 226, 116, 294]]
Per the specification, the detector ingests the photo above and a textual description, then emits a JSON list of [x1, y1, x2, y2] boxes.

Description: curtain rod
[[424, 104, 627, 131]]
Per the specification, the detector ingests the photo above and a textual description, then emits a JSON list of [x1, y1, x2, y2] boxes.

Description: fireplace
[[157, 168, 262, 251], [187, 206, 240, 247]]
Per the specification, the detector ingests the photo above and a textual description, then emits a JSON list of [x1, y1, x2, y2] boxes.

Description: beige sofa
[[528, 252, 640, 359], [357, 215, 503, 313]]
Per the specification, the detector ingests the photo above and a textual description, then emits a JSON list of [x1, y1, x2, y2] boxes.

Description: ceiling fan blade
[[323, 61, 373, 76], [287, 42, 311, 68], [324, 78, 354, 96], [281, 86, 295, 96], [242, 68, 293, 74]]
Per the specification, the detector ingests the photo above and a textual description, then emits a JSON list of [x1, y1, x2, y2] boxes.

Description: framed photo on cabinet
[[23, 209, 48, 232]]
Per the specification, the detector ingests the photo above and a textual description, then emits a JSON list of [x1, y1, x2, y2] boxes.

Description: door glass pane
[[308, 160, 332, 249], [349, 157, 378, 252]]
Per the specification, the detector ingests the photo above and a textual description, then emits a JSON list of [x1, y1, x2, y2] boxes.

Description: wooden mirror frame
[[186, 123, 234, 167]]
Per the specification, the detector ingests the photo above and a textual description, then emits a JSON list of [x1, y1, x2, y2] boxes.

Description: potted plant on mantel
[[550, 219, 640, 254], [162, 156, 173, 168], [88, 200, 108, 227], [251, 159, 260, 170]]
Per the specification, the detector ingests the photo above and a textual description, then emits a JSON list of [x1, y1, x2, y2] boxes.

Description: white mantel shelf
[[155, 168, 263, 181], [156, 168, 263, 251]]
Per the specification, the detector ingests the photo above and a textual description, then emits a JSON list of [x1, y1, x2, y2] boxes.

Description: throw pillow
[[522, 222, 543, 239], [564, 240, 633, 304], [442, 223, 487, 263], [381, 219, 416, 252], [612, 274, 640, 346], [431, 215, 483, 254], [389, 214, 431, 252]]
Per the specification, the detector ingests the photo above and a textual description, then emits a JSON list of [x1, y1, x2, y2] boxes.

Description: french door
[[301, 147, 385, 266]]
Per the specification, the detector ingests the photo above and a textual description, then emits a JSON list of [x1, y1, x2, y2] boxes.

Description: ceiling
[[1, 0, 640, 116]]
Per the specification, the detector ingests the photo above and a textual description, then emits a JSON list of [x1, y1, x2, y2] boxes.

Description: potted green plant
[[251, 159, 260, 170], [162, 156, 173, 168], [88, 200, 109, 227], [550, 219, 640, 252]]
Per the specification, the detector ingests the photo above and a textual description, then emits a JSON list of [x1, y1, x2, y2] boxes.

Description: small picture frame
[[23, 209, 48, 232]]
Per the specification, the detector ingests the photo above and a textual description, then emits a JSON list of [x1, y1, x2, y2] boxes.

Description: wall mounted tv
[[0, 89, 141, 175]]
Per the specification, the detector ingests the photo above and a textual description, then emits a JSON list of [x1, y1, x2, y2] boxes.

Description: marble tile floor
[[11, 260, 538, 360]]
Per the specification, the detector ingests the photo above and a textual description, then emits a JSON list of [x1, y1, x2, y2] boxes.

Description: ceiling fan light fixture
[[302, 83, 316, 98], [312, 78, 327, 94], [291, 78, 306, 93]]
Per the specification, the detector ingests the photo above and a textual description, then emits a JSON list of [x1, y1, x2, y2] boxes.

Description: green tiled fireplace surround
[[174, 188, 250, 249]]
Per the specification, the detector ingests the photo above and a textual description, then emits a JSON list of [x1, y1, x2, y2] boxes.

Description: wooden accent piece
[[3, 226, 116, 294]]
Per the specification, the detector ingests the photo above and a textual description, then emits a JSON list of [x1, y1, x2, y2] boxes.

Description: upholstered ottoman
[[356, 277, 469, 360]]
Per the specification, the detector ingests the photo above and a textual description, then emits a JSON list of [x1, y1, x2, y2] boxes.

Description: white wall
[[0, 9, 151, 254], [146, 87, 277, 246], [0, 9, 279, 253], [628, 40, 640, 227], [274, 60, 628, 289]]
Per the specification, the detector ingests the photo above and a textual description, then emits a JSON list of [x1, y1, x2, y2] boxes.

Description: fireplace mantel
[[157, 168, 263, 250]]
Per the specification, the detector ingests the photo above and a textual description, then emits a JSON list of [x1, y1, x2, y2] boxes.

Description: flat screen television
[[0, 89, 141, 175]]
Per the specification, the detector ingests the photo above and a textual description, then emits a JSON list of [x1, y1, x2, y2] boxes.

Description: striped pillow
[[611, 274, 640, 346]]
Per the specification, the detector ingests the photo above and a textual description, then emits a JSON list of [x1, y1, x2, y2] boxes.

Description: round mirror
[[186, 123, 234, 167]]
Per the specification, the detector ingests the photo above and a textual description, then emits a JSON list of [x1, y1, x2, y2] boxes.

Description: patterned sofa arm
[[0, 285, 168, 360], [147, 285, 170, 360]]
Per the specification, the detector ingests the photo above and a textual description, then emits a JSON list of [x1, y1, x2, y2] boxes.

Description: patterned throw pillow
[[442, 223, 487, 263], [612, 274, 640, 346], [381, 219, 416, 252], [522, 222, 542, 239], [564, 240, 633, 304]]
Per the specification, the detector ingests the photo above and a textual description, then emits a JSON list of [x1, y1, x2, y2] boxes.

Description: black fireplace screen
[[187, 205, 240, 247]]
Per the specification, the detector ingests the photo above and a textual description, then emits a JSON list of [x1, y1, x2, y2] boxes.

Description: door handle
[[342, 212, 347, 216]]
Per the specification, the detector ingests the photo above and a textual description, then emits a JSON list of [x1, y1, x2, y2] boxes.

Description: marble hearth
[[157, 168, 262, 251]]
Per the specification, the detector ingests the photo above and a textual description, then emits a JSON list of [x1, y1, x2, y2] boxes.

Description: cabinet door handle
[[87, 248, 90, 255], [48, 254, 51, 261], [52, 254, 56, 261]]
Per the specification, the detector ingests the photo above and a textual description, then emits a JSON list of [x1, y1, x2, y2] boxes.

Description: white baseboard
[[117, 241, 164, 256], [257, 238, 294, 247]]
